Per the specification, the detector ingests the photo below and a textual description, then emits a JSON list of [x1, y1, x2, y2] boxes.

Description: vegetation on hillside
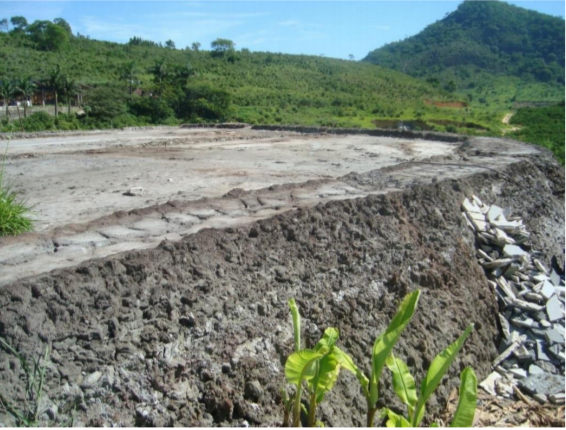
[[509, 102, 565, 164], [363, 1, 564, 99], [1, 16, 509, 134]]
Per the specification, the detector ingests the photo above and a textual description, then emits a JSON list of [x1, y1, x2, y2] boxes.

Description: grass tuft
[[0, 146, 33, 236]]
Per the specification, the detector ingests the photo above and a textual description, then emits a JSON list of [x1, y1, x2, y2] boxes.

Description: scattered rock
[[123, 187, 146, 196], [518, 373, 564, 396]]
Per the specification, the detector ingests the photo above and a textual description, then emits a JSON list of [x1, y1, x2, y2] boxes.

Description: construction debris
[[462, 196, 565, 404]]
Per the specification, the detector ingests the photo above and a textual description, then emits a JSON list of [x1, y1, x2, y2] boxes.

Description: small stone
[[511, 316, 535, 328], [539, 320, 551, 328], [201, 369, 214, 382], [221, 363, 232, 374], [519, 373, 564, 396], [495, 380, 514, 398], [547, 344, 563, 359], [179, 314, 196, 327], [523, 292, 544, 303], [549, 393, 565, 404], [499, 314, 511, 340], [511, 298, 544, 313], [124, 186, 146, 196], [533, 393, 548, 404], [514, 345, 535, 364], [546, 295, 564, 322], [493, 342, 520, 367], [80, 371, 102, 389], [244, 380, 263, 402], [509, 368, 528, 379]]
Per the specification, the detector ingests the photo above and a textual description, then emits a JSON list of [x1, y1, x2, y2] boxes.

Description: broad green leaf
[[310, 353, 341, 403], [285, 349, 324, 386], [412, 324, 474, 427], [369, 290, 421, 405], [381, 408, 412, 428], [450, 367, 478, 428], [289, 298, 301, 351], [315, 328, 339, 351], [334, 346, 369, 394], [386, 354, 417, 418]]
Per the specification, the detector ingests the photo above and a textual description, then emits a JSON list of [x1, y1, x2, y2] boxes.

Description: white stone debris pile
[[462, 195, 565, 405]]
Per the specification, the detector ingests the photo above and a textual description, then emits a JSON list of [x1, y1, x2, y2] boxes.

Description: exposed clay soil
[[0, 128, 563, 427]]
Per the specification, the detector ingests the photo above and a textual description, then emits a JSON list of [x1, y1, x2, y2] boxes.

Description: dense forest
[[363, 0, 565, 96]]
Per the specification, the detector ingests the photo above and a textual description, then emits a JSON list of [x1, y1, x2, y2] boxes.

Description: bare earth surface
[[0, 127, 563, 427], [0, 126, 523, 286]]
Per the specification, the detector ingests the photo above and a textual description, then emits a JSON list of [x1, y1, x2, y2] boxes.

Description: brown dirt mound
[[0, 159, 563, 426]]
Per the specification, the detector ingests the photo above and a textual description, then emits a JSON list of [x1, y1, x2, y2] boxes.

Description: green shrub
[[22, 111, 54, 132]]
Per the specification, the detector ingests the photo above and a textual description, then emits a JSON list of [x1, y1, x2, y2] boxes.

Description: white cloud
[[376, 25, 391, 30]]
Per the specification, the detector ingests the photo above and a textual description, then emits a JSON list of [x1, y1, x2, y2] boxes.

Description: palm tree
[[0, 80, 15, 118], [120, 61, 138, 98], [15, 77, 36, 118], [61, 76, 77, 115], [46, 65, 64, 117]]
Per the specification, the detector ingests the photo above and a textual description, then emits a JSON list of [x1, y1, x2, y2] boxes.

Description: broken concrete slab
[[540, 281, 556, 301], [503, 244, 528, 258], [536, 340, 552, 362], [462, 198, 482, 214], [528, 364, 545, 375], [546, 295, 564, 322], [518, 373, 564, 396], [479, 371, 502, 396], [487, 205, 504, 223], [545, 329, 565, 345], [493, 342, 520, 367], [550, 269, 562, 287], [511, 298, 544, 313], [508, 368, 528, 379]]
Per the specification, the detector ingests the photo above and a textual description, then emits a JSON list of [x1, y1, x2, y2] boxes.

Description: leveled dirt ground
[[0, 126, 564, 426]]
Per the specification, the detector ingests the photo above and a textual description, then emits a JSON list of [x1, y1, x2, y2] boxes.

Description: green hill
[[1, 25, 474, 130], [0, 17, 510, 133], [363, 0, 564, 106]]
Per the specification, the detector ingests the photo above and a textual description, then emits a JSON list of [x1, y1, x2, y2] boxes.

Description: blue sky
[[3, 1, 565, 60]]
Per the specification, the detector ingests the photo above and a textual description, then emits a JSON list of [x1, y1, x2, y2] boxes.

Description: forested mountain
[[363, 1, 565, 90]]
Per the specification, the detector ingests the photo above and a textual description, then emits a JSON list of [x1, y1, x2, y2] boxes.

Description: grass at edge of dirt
[[0, 144, 34, 236]]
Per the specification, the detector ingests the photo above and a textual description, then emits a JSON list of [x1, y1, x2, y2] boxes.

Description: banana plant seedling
[[283, 299, 360, 427], [333, 290, 422, 426], [380, 324, 477, 427]]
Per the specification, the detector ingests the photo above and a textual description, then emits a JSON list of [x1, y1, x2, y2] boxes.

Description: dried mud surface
[[0, 144, 563, 426]]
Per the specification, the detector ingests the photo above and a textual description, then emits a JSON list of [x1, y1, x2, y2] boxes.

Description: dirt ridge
[[0, 153, 563, 426]]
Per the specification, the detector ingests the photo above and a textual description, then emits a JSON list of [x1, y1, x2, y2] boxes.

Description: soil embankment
[[0, 129, 563, 426]]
